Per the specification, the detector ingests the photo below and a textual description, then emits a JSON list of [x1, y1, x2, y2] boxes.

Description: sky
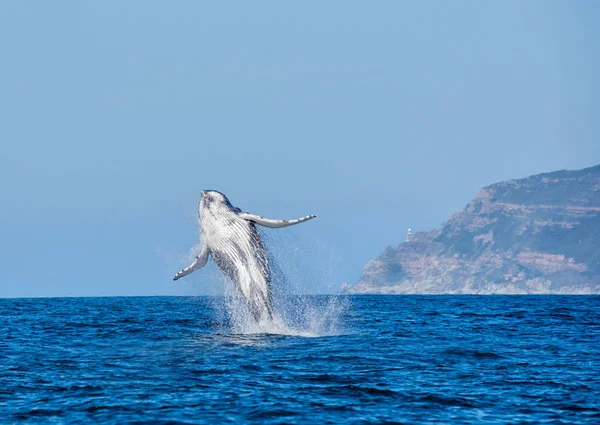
[[1, 1, 599, 297]]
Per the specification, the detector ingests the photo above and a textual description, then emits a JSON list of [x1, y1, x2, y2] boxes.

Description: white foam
[[216, 275, 347, 337]]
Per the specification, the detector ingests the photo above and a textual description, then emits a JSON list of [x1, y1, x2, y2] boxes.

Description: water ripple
[[1, 295, 599, 424]]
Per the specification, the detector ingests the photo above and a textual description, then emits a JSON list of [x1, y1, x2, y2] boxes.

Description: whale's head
[[199, 190, 236, 217]]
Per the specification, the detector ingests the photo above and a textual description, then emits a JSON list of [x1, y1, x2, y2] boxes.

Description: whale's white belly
[[204, 214, 271, 317]]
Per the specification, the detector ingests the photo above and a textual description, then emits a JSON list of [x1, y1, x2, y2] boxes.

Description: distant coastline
[[345, 165, 600, 295]]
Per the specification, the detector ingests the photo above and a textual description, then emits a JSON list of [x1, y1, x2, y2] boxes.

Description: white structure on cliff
[[406, 228, 412, 242]]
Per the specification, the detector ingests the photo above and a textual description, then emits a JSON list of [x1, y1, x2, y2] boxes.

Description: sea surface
[[1, 295, 599, 424]]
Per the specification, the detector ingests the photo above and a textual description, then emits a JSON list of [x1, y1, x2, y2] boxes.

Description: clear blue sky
[[1, 1, 599, 297]]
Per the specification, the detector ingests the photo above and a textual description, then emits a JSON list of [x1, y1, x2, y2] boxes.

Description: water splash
[[206, 228, 348, 337], [216, 279, 349, 337]]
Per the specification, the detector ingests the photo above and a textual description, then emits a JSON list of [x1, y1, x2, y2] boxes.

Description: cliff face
[[347, 165, 600, 294]]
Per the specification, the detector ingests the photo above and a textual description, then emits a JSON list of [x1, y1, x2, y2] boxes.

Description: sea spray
[[215, 229, 348, 336], [215, 273, 349, 337]]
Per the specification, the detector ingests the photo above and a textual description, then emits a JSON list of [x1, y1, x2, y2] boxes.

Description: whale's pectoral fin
[[173, 242, 210, 281], [239, 212, 317, 228]]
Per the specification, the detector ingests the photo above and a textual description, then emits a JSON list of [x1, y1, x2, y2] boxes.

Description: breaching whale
[[173, 190, 316, 322]]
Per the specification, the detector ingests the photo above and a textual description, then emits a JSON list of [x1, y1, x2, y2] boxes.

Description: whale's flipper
[[173, 241, 210, 281], [239, 213, 316, 228]]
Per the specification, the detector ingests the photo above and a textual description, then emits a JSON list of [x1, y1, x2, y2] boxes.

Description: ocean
[[1, 295, 599, 424]]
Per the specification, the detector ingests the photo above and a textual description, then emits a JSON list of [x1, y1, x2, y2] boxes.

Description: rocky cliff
[[346, 165, 600, 294]]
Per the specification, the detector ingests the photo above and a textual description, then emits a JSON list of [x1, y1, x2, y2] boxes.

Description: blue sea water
[[1, 295, 599, 424]]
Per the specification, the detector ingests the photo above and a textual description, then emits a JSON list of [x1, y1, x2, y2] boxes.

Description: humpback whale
[[173, 190, 316, 322]]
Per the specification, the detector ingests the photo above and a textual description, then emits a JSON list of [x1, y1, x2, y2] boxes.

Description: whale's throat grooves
[[202, 206, 272, 321]]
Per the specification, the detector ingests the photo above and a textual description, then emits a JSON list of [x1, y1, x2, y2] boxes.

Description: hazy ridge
[[346, 165, 600, 294]]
